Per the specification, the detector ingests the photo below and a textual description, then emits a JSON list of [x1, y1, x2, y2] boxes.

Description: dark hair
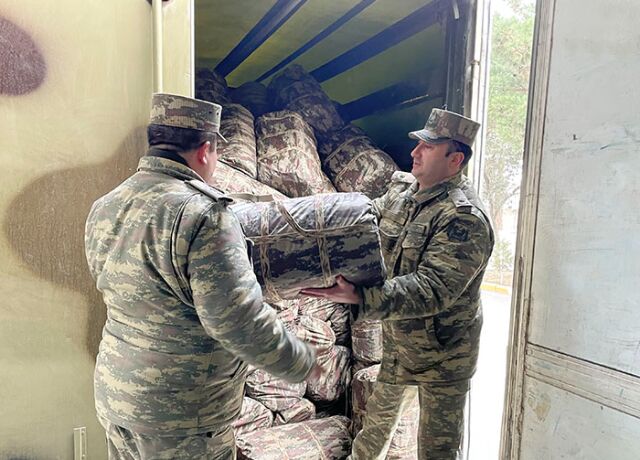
[[147, 124, 217, 153], [446, 140, 473, 167]]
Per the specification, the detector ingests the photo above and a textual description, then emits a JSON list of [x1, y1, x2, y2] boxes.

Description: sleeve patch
[[446, 221, 470, 242]]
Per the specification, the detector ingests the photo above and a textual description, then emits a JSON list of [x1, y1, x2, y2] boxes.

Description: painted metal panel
[[520, 378, 640, 459], [527, 0, 640, 375], [0, 0, 190, 458]]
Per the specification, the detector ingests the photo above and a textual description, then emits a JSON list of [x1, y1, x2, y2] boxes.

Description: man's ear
[[196, 141, 211, 165], [450, 151, 465, 169]]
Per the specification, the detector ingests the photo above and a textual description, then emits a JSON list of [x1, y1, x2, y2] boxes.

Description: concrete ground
[[467, 289, 512, 460]]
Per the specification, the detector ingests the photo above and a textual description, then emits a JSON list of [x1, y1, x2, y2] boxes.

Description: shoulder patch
[[446, 220, 471, 242], [186, 179, 233, 205], [391, 171, 415, 184], [448, 188, 473, 213]]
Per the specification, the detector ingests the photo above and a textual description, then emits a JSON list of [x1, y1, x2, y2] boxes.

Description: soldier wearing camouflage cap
[[85, 93, 318, 459], [303, 108, 494, 459]]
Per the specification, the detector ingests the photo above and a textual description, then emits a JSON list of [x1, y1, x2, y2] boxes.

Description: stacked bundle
[[318, 124, 399, 199], [210, 161, 285, 201], [232, 81, 270, 118], [255, 110, 335, 197], [195, 67, 231, 104], [192, 65, 406, 459], [236, 416, 352, 460], [298, 298, 351, 346], [268, 64, 345, 136], [217, 104, 258, 178], [231, 192, 386, 302], [352, 365, 419, 460]]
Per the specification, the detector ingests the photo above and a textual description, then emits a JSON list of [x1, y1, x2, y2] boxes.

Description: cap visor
[[408, 130, 450, 144]]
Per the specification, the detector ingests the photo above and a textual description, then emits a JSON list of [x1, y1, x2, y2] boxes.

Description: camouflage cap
[[409, 108, 480, 147], [150, 93, 227, 142]]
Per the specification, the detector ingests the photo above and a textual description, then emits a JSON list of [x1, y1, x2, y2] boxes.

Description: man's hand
[[300, 275, 361, 305]]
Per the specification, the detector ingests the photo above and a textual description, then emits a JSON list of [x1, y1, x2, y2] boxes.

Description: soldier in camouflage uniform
[[85, 93, 317, 460], [303, 109, 494, 459]]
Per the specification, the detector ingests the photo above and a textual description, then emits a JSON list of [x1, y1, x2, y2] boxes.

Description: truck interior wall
[[0, 1, 192, 458], [194, 0, 470, 170]]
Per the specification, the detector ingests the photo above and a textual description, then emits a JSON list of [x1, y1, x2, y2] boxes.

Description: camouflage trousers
[[98, 416, 236, 460], [351, 380, 469, 460]]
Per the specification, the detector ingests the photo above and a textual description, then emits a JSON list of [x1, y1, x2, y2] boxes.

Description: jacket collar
[[137, 150, 206, 183], [408, 172, 465, 206]]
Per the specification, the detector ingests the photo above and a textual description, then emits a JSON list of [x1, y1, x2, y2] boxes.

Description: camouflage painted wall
[[0, 1, 191, 458]]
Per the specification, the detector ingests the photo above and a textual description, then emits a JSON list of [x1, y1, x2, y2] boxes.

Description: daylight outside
[[469, 0, 535, 459]]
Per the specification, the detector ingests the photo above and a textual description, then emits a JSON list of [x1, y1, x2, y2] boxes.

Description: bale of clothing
[[195, 64, 407, 460]]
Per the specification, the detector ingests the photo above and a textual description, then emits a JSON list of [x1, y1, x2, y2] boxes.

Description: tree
[[483, 1, 535, 232]]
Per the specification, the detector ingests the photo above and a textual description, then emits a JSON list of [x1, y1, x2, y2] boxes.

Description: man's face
[[410, 140, 452, 187]]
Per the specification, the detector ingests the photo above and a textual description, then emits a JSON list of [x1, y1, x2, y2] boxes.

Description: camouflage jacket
[[85, 153, 315, 436], [357, 171, 494, 385]]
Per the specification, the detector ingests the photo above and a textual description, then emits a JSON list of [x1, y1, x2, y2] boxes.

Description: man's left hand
[[300, 275, 361, 305]]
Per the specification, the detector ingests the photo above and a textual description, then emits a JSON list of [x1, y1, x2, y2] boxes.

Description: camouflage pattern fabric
[[85, 155, 315, 436], [306, 345, 352, 403], [195, 67, 231, 105], [232, 397, 274, 437], [351, 359, 372, 379], [351, 319, 383, 366], [298, 298, 351, 346], [99, 415, 236, 460], [408, 108, 480, 147], [351, 378, 468, 460], [350, 366, 419, 460], [318, 124, 399, 199], [245, 368, 307, 413], [150, 93, 223, 135], [274, 398, 316, 426], [327, 304, 352, 346], [236, 416, 352, 460], [211, 161, 286, 201], [272, 298, 301, 331], [356, 171, 495, 385], [294, 315, 336, 354], [268, 64, 345, 136], [232, 81, 271, 118], [218, 103, 258, 178], [255, 110, 335, 197], [231, 192, 386, 301]]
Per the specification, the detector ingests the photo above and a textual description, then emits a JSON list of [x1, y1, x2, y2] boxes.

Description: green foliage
[[483, 1, 535, 232]]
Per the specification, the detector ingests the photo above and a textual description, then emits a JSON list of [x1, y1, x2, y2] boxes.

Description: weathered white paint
[[527, 0, 640, 374], [525, 344, 640, 419], [520, 378, 640, 460], [502, 0, 640, 457]]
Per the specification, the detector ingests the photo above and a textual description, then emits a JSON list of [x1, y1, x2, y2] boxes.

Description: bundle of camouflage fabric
[[273, 398, 316, 426], [268, 64, 345, 136], [211, 161, 286, 201], [245, 369, 307, 413], [294, 315, 352, 402], [255, 110, 335, 197], [271, 298, 300, 330], [318, 124, 399, 199], [351, 365, 419, 459], [195, 67, 231, 104], [298, 297, 351, 346], [232, 81, 270, 118], [231, 192, 386, 302], [236, 416, 352, 460], [218, 104, 258, 178], [232, 397, 274, 436]]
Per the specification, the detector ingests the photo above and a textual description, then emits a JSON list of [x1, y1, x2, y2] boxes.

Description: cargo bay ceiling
[[195, 0, 471, 169]]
